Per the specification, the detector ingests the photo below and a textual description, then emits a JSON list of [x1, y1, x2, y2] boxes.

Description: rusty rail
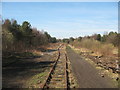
[[65, 53, 70, 89], [41, 44, 69, 89], [41, 47, 60, 89]]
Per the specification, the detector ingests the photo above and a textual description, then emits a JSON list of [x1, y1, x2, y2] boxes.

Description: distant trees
[[97, 32, 119, 47], [62, 38, 69, 43], [69, 37, 74, 42], [88, 34, 101, 41], [85, 32, 119, 47], [62, 37, 75, 43], [105, 32, 118, 46], [96, 34, 101, 41], [51, 37, 57, 43], [62, 31, 119, 57], [44, 32, 57, 43], [77, 36, 82, 42], [2, 19, 57, 52], [62, 31, 119, 48], [44, 32, 51, 43]]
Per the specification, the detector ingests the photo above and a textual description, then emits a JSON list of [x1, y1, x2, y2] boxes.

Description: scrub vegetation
[[2, 19, 57, 58], [63, 32, 119, 57]]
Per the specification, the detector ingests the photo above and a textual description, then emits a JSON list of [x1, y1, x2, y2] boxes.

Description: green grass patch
[[26, 71, 49, 88], [118, 79, 120, 88], [66, 46, 71, 50], [21, 52, 33, 56]]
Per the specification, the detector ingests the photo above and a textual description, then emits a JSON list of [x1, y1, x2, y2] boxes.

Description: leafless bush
[[73, 38, 115, 56]]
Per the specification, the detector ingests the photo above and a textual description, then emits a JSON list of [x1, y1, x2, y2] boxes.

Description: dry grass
[[72, 39, 116, 56], [100, 44, 114, 56], [32, 50, 44, 55]]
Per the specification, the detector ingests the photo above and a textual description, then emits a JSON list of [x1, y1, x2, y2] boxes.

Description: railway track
[[42, 44, 69, 89]]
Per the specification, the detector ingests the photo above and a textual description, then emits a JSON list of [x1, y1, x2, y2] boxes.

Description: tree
[[10, 20, 23, 41], [62, 39, 69, 43], [2, 28, 14, 51], [96, 34, 101, 41], [51, 37, 57, 43], [77, 36, 82, 42], [106, 32, 117, 46], [2, 19, 11, 29], [20, 21, 33, 48], [69, 37, 74, 42], [101, 35, 107, 42], [2, 19, 57, 53], [44, 32, 51, 43], [21, 21, 32, 35]]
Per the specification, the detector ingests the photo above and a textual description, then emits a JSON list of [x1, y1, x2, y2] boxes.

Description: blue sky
[[2, 2, 118, 39]]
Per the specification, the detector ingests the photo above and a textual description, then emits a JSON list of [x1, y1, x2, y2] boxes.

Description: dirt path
[[66, 48, 117, 88]]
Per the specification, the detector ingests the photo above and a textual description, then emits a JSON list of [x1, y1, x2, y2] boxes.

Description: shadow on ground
[[2, 54, 55, 88], [37, 48, 57, 53], [45, 49, 57, 52]]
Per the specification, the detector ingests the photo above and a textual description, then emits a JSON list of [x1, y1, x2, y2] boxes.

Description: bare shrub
[[100, 44, 114, 56], [73, 38, 115, 56]]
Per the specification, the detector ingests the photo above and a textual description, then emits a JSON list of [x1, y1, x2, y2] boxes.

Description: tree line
[[62, 32, 120, 56], [2, 19, 57, 52], [62, 31, 120, 47]]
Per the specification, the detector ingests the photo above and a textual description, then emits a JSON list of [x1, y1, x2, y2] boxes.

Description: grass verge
[[25, 71, 49, 88]]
